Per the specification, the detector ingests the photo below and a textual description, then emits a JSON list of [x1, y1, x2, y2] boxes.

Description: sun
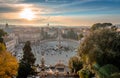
[[20, 8, 35, 20]]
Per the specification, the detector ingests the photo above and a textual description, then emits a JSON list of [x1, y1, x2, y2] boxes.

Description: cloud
[[21, 0, 80, 3], [43, 15, 120, 26], [2, 0, 118, 16], [0, 0, 24, 3], [0, 0, 120, 26], [1, 14, 120, 26], [0, 4, 22, 13], [40, 0, 120, 16]]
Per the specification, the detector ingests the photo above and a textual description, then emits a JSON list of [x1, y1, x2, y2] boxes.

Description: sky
[[0, 0, 120, 26]]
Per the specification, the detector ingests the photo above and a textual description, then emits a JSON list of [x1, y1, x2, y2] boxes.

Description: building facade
[[3, 23, 18, 55]]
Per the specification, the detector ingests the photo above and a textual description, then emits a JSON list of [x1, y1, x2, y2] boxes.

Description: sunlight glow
[[20, 8, 35, 20]]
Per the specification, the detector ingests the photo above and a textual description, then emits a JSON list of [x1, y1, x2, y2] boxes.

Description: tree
[[97, 64, 119, 78], [0, 43, 19, 78], [0, 29, 7, 38], [77, 68, 91, 78], [110, 73, 120, 78], [17, 41, 36, 78], [22, 41, 36, 65], [69, 56, 83, 73], [91, 23, 112, 30], [78, 33, 84, 40], [68, 29, 78, 40], [0, 29, 7, 45], [63, 29, 78, 40], [17, 61, 33, 78], [40, 28, 50, 40], [78, 27, 120, 77]]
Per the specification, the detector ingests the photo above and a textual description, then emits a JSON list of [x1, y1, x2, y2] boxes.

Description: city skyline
[[0, 0, 120, 26]]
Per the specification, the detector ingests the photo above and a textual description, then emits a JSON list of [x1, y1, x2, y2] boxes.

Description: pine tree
[[22, 41, 36, 65], [17, 41, 36, 78]]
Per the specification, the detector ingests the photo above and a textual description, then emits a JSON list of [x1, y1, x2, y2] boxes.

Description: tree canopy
[[79, 28, 120, 68], [78, 26, 120, 78], [98, 64, 119, 78], [62, 29, 78, 40], [77, 22, 120, 78], [69, 56, 83, 73], [0, 29, 7, 38], [0, 43, 19, 78], [91, 23, 112, 30]]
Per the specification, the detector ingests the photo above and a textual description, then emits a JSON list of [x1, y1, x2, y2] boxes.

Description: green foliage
[[0, 29, 7, 45], [22, 41, 36, 65], [69, 56, 83, 73], [40, 28, 50, 40], [78, 68, 91, 78], [110, 73, 120, 78], [97, 64, 119, 78], [62, 29, 78, 40], [17, 62, 33, 78], [78, 23, 120, 78], [0, 29, 7, 37], [17, 41, 36, 78], [93, 63, 101, 71], [78, 33, 84, 40], [91, 23, 112, 30], [79, 28, 120, 68]]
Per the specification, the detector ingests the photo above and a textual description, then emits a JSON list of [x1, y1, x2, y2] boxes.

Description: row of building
[[0, 23, 91, 55], [1, 23, 42, 55]]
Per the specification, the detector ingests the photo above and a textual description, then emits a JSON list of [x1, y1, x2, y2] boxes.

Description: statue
[[41, 51, 45, 71]]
